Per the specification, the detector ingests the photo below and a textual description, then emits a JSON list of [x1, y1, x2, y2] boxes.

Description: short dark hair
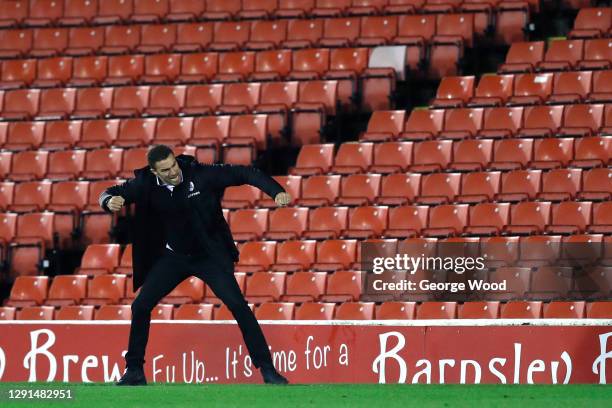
[[147, 145, 174, 169]]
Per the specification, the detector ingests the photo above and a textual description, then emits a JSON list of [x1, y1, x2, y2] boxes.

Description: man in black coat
[[99, 145, 291, 385]]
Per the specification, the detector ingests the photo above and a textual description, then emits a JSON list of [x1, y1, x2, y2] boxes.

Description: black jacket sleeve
[[98, 178, 140, 213], [205, 164, 285, 199]]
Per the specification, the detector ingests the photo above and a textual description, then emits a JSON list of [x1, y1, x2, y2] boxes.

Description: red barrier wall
[[0, 321, 611, 384]]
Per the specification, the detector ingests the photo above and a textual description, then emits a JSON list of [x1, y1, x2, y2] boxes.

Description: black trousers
[[125, 248, 273, 370]]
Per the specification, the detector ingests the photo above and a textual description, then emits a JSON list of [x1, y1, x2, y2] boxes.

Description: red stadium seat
[[450, 139, 493, 172], [304, 206, 349, 240], [45, 274, 88, 306], [257, 175, 301, 208], [527, 266, 573, 301], [30, 28, 68, 57], [500, 301, 542, 318], [334, 302, 375, 320], [411, 140, 453, 173], [518, 235, 562, 267], [520, 105, 564, 138], [105, 54, 144, 86], [332, 142, 373, 175], [6, 275, 48, 307], [458, 301, 500, 319], [229, 209, 269, 241], [589, 70, 612, 103], [370, 142, 413, 174], [439, 107, 483, 140], [10, 180, 52, 212], [377, 173, 422, 206], [344, 205, 388, 239], [418, 172, 461, 205], [0, 1, 27, 29], [264, 203, 307, 239], [393, 14, 436, 71], [282, 271, 327, 302], [295, 302, 335, 320], [589, 202, 612, 234], [432, 76, 476, 108], [181, 84, 223, 116], [560, 104, 604, 138], [580, 168, 611, 202], [290, 144, 334, 176], [428, 14, 474, 78], [508, 73, 553, 106], [401, 109, 444, 141], [298, 175, 341, 207], [77, 244, 122, 276], [549, 71, 592, 105], [65, 27, 104, 57], [245, 272, 286, 303], [570, 8, 612, 39], [154, 117, 192, 146], [416, 302, 457, 319], [542, 301, 585, 318], [469, 74, 514, 107], [95, 305, 131, 320], [55, 305, 95, 320], [376, 302, 416, 319], [361, 110, 406, 142], [321, 270, 361, 301], [478, 107, 523, 139], [531, 138, 574, 169], [255, 303, 295, 320], [0, 30, 33, 59], [499, 41, 545, 73], [571, 136, 611, 168], [42, 120, 82, 150], [143, 85, 186, 118], [423, 204, 469, 237], [579, 38, 612, 70], [142, 54, 182, 85], [173, 304, 214, 320], [505, 201, 551, 235], [465, 202, 510, 235], [538, 39, 584, 71], [202, 0, 241, 20], [17, 306, 54, 320], [314, 240, 358, 272], [1, 89, 40, 121], [236, 241, 277, 273], [84, 274, 126, 305], [69, 56, 108, 88], [115, 118, 156, 148], [539, 168, 582, 201], [587, 302, 612, 319], [101, 25, 140, 56], [491, 138, 534, 171], [8, 150, 48, 182], [273, 240, 317, 272], [34, 57, 73, 88], [338, 174, 381, 206], [384, 205, 428, 238]]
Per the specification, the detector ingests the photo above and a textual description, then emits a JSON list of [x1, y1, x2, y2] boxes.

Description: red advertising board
[[0, 321, 611, 384]]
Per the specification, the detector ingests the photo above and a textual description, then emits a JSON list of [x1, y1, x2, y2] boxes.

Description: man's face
[[151, 154, 182, 186]]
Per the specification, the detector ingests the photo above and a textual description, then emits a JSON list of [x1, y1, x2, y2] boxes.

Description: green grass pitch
[[1, 383, 611, 408]]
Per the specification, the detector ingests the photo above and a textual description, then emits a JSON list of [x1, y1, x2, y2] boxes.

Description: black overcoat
[[99, 155, 285, 291]]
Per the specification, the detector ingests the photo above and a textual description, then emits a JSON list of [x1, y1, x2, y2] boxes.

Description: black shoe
[[116, 367, 147, 386], [260, 364, 289, 385]]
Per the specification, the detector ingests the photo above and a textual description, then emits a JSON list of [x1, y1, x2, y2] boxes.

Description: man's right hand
[[107, 196, 125, 212]]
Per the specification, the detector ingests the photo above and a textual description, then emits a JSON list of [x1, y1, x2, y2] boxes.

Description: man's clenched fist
[[107, 196, 126, 212], [274, 192, 291, 207]]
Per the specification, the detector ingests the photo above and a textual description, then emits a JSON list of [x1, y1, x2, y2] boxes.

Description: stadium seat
[[180, 84, 223, 116], [530, 138, 574, 170], [245, 272, 286, 303], [486, 267, 531, 300], [272, 240, 317, 272], [105, 54, 144, 86], [458, 170, 501, 204], [17, 306, 54, 320], [222, 185, 261, 210], [95, 305, 131, 320], [499, 41, 545, 73], [344, 206, 388, 239], [539, 168, 582, 202], [401, 108, 444, 141], [177, 52, 218, 83], [162, 276, 205, 305], [338, 174, 382, 206], [418, 173, 461, 205], [519, 105, 564, 138], [497, 169, 541, 202], [423, 204, 469, 237], [560, 104, 604, 138], [214, 51, 255, 82], [45, 274, 88, 306], [393, 14, 436, 71], [370, 142, 413, 174], [55, 305, 95, 320], [298, 175, 341, 207], [528, 266, 573, 300], [469, 74, 514, 107], [383, 205, 428, 238], [77, 244, 122, 276], [375, 302, 416, 319], [153, 117, 192, 146], [73, 87, 114, 119], [0, 1, 27, 29], [68, 56, 108, 87], [0, 58, 36, 89], [450, 139, 494, 172], [108, 86, 151, 118], [589, 202, 612, 234], [538, 39, 584, 71], [432, 76, 475, 108], [65, 27, 104, 57], [518, 235, 562, 267], [264, 204, 307, 239], [588, 70, 612, 103], [508, 73, 553, 106], [571, 136, 611, 168], [314, 241, 358, 273], [569, 8, 612, 39], [255, 303, 295, 320], [229, 209, 269, 241], [576, 168, 612, 200], [331, 142, 373, 175], [291, 144, 335, 176], [587, 302, 612, 319], [252, 50, 293, 81], [41, 120, 82, 150], [4, 121, 45, 151], [9, 180, 52, 212], [115, 118, 156, 148], [335, 302, 375, 320], [478, 107, 523, 139], [579, 38, 612, 70], [1, 89, 40, 121], [458, 301, 500, 319], [6, 275, 49, 307], [236, 241, 277, 273], [549, 71, 592, 105], [416, 302, 457, 319], [547, 202, 592, 235], [282, 271, 327, 303], [141, 54, 182, 85], [304, 206, 349, 240], [362, 110, 406, 142], [84, 274, 126, 306], [174, 304, 214, 320], [411, 139, 453, 173], [439, 107, 483, 140], [465, 202, 510, 236], [315, 271, 364, 306], [500, 301, 542, 319], [506, 201, 551, 235], [295, 302, 335, 320], [428, 14, 473, 79], [247, 20, 288, 51], [34, 57, 73, 88], [8, 150, 49, 182], [30, 27, 68, 57]]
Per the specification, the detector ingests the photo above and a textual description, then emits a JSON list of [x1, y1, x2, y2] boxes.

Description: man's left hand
[[274, 192, 292, 206]]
